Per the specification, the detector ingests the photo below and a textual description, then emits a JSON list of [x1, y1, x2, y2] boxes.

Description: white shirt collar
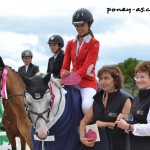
[[73, 34, 92, 43], [25, 65, 29, 68], [25, 65, 29, 72]]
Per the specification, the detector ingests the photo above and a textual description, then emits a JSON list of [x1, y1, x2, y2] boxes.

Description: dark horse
[[0, 57, 32, 149], [22, 73, 86, 150]]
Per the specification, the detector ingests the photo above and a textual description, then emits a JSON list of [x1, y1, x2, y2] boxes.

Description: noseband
[[28, 107, 50, 124]]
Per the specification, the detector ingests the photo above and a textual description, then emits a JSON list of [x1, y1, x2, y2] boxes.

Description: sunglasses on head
[[102, 65, 116, 70]]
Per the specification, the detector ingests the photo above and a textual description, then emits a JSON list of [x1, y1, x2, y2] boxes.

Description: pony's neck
[[6, 67, 25, 94]]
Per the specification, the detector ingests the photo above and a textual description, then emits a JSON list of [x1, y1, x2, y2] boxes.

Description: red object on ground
[[85, 129, 97, 142], [62, 73, 81, 85]]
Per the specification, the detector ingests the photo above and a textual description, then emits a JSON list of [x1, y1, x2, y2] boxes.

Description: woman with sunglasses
[[79, 65, 132, 150], [116, 61, 150, 150], [61, 8, 100, 115]]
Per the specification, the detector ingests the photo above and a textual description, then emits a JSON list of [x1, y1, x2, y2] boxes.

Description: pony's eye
[[27, 102, 31, 106]]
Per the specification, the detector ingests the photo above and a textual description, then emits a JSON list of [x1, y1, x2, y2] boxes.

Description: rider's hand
[[61, 70, 70, 77]]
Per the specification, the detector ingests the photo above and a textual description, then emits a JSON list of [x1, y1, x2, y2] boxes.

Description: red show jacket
[[61, 35, 100, 90]]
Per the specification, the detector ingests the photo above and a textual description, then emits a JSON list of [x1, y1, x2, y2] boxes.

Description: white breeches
[[79, 88, 96, 115]]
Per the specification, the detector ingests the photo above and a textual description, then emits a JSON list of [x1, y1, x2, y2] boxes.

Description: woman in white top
[[116, 61, 150, 150]]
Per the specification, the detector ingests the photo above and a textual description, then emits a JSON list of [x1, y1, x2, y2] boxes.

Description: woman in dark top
[[116, 61, 150, 150], [47, 35, 64, 79], [79, 65, 132, 150]]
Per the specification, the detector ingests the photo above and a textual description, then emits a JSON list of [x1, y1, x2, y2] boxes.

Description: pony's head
[[22, 73, 52, 140]]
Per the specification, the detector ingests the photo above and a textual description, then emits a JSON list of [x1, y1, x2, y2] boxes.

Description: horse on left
[[0, 57, 32, 149]]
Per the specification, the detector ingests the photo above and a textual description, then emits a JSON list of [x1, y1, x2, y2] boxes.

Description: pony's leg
[[20, 135, 26, 150], [7, 135, 16, 150], [17, 118, 32, 149]]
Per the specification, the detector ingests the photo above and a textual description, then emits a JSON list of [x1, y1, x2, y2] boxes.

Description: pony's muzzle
[[35, 130, 49, 140]]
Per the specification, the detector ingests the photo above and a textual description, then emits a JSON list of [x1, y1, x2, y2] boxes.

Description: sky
[[0, 0, 150, 73]]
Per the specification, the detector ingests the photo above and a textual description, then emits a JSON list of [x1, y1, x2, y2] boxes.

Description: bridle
[[7, 93, 24, 97], [24, 90, 51, 127], [24, 84, 63, 128]]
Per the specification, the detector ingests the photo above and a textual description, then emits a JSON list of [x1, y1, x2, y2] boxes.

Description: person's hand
[[116, 113, 124, 121], [56, 79, 63, 85], [61, 70, 70, 77], [96, 120, 107, 127], [115, 119, 129, 131], [80, 137, 95, 147]]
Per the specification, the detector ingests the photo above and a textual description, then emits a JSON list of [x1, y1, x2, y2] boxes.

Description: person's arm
[[116, 108, 150, 136], [18, 67, 23, 76], [122, 98, 131, 117], [34, 66, 39, 75], [79, 106, 95, 147], [96, 120, 115, 129], [60, 41, 72, 77], [47, 59, 50, 73], [132, 107, 150, 136]]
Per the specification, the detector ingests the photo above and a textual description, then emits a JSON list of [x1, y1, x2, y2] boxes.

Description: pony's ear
[[0, 57, 5, 70], [43, 73, 51, 84], [20, 74, 31, 86]]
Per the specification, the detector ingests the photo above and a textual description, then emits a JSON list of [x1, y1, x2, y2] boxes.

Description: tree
[[117, 58, 140, 96]]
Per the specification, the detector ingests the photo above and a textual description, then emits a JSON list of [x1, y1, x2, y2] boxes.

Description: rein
[[8, 93, 24, 98]]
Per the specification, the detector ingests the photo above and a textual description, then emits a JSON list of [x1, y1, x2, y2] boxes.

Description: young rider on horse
[[61, 8, 100, 115], [18, 50, 39, 78], [47, 35, 64, 79]]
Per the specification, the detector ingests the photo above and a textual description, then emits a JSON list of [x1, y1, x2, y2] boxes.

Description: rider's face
[[22, 56, 32, 65], [74, 23, 89, 37], [49, 43, 59, 53]]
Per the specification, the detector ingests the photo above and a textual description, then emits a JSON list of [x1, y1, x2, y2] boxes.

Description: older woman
[[116, 61, 150, 150], [79, 65, 132, 150]]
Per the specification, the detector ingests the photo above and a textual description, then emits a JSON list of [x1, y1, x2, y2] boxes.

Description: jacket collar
[[139, 88, 150, 100], [73, 34, 92, 43]]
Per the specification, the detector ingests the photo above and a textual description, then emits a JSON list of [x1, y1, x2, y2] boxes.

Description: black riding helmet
[[47, 35, 64, 48], [21, 50, 33, 59], [72, 8, 94, 27]]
